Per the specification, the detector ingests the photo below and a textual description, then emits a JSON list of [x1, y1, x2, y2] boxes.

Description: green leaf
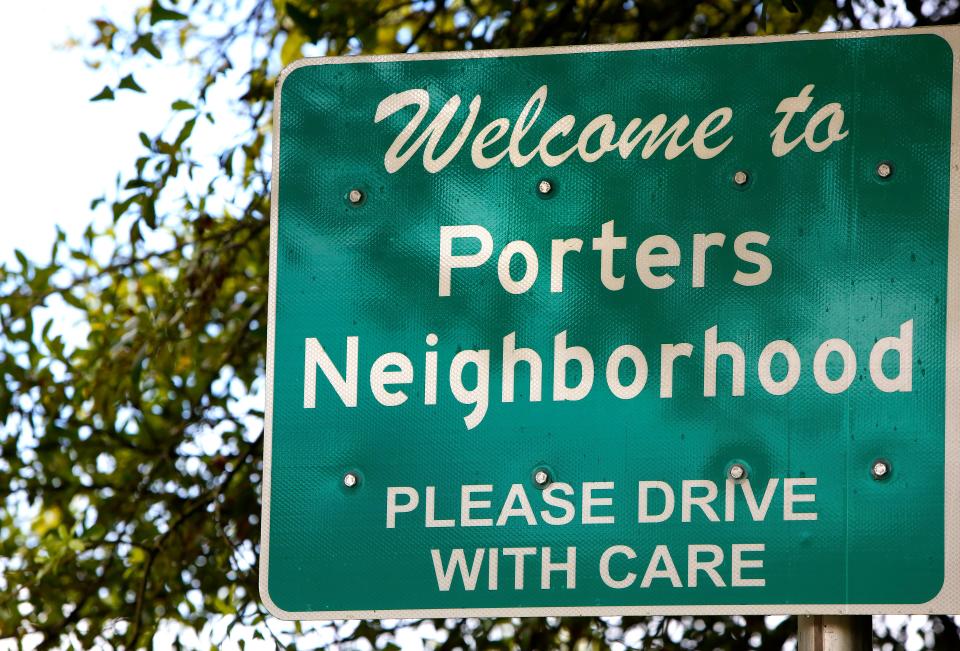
[[111, 196, 135, 222], [90, 86, 114, 102], [220, 148, 235, 177], [130, 221, 142, 245], [118, 74, 145, 93], [138, 132, 151, 148], [174, 117, 196, 147], [14, 249, 28, 271], [131, 33, 162, 59], [171, 100, 195, 111], [281, 30, 309, 67], [140, 196, 157, 229], [86, 524, 107, 539], [150, 2, 188, 24]]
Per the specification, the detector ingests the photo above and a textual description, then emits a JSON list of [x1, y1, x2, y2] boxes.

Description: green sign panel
[[261, 28, 960, 618]]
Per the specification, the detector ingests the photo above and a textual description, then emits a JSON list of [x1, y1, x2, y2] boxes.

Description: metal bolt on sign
[[533, 469, 551, 487], [728, 462, 748, 481], [733, 170, 750, 186], [342, 472, 359, 488], [348, 189, 364, 204], [876, 162, 894, 179], [871, 459, 891, 480], [537, 179, 553, 195]]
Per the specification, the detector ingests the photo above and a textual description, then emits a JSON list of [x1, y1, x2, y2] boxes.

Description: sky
[[0, 1, 180, 265], [0, 0, 941, 649]]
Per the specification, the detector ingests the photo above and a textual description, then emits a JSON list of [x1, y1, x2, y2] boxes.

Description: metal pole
[[797, 615, 873, 651]]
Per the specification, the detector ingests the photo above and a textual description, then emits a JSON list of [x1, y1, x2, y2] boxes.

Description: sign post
[[798, 616, 872, 651], [261, 27, 960, 620]]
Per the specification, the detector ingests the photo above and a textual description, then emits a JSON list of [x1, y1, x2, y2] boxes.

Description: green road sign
[[261, 27, 960, 618]]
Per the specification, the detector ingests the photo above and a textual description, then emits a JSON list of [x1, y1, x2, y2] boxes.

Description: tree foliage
[[2, 0, 960, 648]]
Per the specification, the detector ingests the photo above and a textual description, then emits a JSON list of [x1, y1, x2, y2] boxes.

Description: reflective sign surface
[[261, 28, 960, 618]]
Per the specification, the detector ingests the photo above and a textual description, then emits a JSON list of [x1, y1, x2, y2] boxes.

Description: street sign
[[261, 27, 960, 618]]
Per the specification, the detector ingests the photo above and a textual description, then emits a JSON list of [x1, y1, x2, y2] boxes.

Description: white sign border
[[260, 26, 960, 619]]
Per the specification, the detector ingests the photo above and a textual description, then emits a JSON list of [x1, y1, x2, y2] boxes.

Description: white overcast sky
[[0, 1, 178, 264]]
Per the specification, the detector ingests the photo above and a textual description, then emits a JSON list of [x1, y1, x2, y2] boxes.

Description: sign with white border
[[261, 26, 960, 619]]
